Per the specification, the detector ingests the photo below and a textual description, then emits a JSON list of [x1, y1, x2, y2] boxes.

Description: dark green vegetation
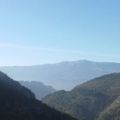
[[19, 81, 55, 100], [43, 73, 120, 120], [0, 71, 77, 120], [1, 60, 120, 90]]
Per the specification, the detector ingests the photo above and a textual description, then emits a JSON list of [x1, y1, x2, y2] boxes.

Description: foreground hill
[[19, 81, 55, 100], [0, 71, 77, 120], [43, 73, 120, 120], [97, 96, 120, 120], [1, 60, 120, 90]]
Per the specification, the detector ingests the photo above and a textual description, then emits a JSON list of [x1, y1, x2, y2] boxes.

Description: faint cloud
[[0, 42, 120, 64], [0, 42, 83, 54]]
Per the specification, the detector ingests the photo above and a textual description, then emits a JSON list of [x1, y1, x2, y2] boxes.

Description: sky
[[0, 0, 120, 66]]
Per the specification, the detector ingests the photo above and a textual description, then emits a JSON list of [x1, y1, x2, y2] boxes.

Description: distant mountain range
[[43, 73, 120, 120], [0, 71, 77, 120], [1, 60, 120, 90], [19, 81, 55, 100]]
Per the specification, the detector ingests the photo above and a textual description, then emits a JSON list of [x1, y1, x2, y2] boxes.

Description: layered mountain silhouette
[[0, 71, 77, 120], [19, 81, 55, 100], [1, 60, 120, 90], [43, 73, 120, 120]]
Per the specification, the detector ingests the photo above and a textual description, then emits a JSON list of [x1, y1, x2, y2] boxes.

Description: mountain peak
[[1, 60, 120, 90]]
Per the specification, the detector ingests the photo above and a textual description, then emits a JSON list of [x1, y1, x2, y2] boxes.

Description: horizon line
[[0, 59, 120, 67]]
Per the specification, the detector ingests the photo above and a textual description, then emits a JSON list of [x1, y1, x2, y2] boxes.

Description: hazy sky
[[0, 0, 120, 65]]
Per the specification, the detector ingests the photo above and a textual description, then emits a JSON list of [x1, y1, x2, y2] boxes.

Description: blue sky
[[0, 0, 120, 65]]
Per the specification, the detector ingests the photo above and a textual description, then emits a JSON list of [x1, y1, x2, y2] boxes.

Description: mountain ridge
[[19, 81, 55, 100], [43, 73, 120, 120], [1, 60, 120, 90], [0, 71, 78, 120]]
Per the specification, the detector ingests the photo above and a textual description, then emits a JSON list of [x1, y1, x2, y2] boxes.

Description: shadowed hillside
[[0, 71, 78, 120]]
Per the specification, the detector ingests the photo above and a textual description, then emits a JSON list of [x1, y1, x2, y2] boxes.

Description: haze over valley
[[0, 0, 120, 120], [1, 60, 120, 90]]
